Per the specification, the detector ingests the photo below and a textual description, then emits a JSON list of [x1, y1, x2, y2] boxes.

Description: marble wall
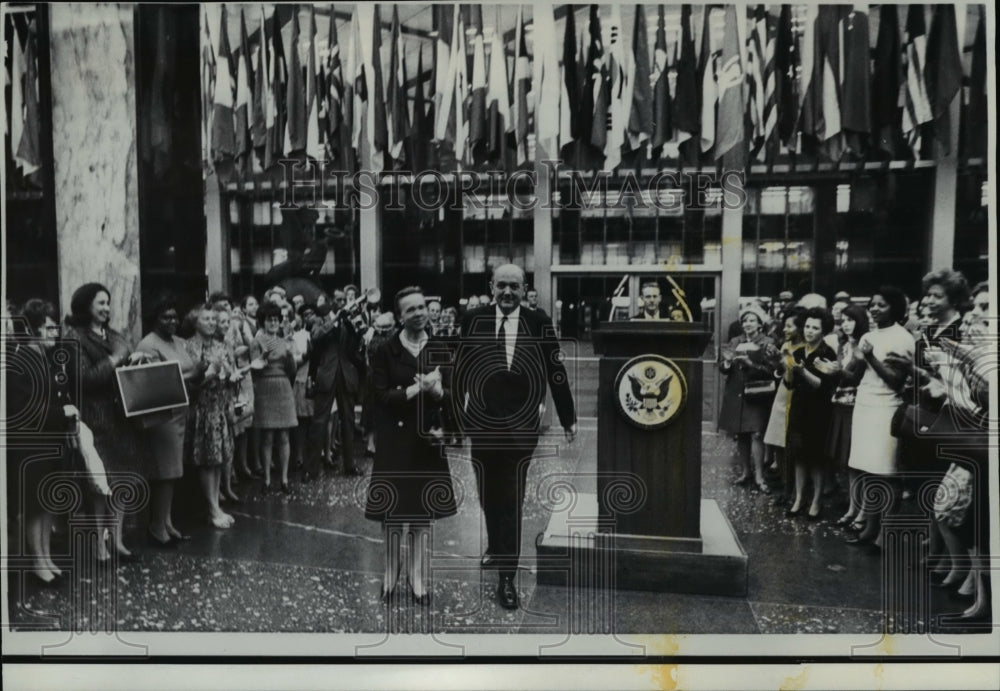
[[49, 4, 141, 343]]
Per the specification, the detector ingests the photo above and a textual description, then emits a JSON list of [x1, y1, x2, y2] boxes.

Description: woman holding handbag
[[718, 306, 779, 492]]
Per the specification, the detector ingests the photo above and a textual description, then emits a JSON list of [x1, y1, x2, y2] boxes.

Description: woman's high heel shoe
[[835, 513, 856, 527], [408, 582, 431, 607], [147, 529, 177, 549]]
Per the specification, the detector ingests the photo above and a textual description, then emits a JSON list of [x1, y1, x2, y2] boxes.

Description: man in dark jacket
[[454, 264, 577, 610], [306, 298, 364, 478]]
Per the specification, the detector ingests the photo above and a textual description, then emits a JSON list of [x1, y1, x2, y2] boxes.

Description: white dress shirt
[[496, 306, 520, 370]]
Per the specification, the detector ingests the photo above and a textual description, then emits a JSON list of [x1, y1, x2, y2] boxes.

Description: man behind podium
[[455, 264, 577, 610], [632, 281, 666, 320]]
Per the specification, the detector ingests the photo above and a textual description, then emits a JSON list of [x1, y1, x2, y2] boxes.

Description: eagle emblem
[[614, 355, 687, 430]]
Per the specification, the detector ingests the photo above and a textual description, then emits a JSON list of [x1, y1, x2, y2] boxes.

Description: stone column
[[49, 4, 141, 342]]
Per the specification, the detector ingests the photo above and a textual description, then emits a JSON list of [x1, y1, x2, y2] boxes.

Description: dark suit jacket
[[309, 313, 363, 395], [455, 306, 576, 437]]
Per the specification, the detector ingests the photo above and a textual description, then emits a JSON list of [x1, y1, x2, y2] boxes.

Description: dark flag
[[871, 4, 902, 158], [649, 4, 672, 158], [371, 4, 388, 172], [387, 5, 408, 166], [587, 5, 608, 157], [513, 6, 531, 164], [674, 5, 698, 162], [628, 4, 653, 152], [325, 8, 344, 167], [774, 4, 797, 149], [840, 7, 870, 158], [962, 7, 987, 159], [252, 5, 268, 154], [696, 6, 717, 161], [468, 6, 487, 163], [409, 47, 430, 172], [715, 5, 745, 168], [902, 4, 933, 157], [286, 8, 306, 153], [924, 5, 962, 155], [486, 19, 511, 165], [559, 6, 581, 165]]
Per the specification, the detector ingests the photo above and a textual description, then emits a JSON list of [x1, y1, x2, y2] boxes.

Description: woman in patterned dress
[[228, 306, 258, 479], [250, 302, 298, 493], [184, 304, 237, 529], [214, 306, 245, 505]]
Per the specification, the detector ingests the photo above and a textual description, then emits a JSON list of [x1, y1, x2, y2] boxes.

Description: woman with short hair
[[251, 302, 298, 493], [718, 306, 779, 492], [783, 307, 840, 519], [184, 304, 237, 528], [136, 295, 200, 545]]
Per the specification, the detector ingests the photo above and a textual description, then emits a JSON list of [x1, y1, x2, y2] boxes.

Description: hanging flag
[[387, 5, 409, 165], [648, 4, 671, 158], [305, 5, 321, 160], [902, 5, 933, 156], [561, 6, 579, 144], [674, 4, 698, 161], [840, 6, 870, 157], [773, 4, 797, 149], [10, 19, 26, 173], [285, 8, 306, 153], [628, 4, 653, 154], [801, 5, 845, 156], [796, 4, 817, 151], [409, 46, 430, 172], [871, 4, 901, 157], [747, 5, 777, 161], [586, 5, 608, 158], [200, 6, 216, 169], [963, 7, 986, 159], [341, 7, 357, 174], [513, 6, 531, 165], [924, 4, 962, 155], [212, 5, 236, 163], [487, 21, 511, 165], [451, 9, 469, 164], [534, 4, 562, 160], [235, 9, 253, 171], [698, 6, 717, 156], [602, 4, 631, 172], [350, 4, 366, 158], [468, 7, 488, 163], [15, 20, 41, 181], [433, 4, 456, 142], [370, 4, 388, 173], [252, 5, 268, 154], [714, 5, 744, 166], [325, 8, 344, 166]]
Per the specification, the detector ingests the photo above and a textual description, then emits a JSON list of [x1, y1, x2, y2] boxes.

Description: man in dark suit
[[523, 288, 549, 319], [455, 264, 577, 610], [306, 297, 364, 478], [631, 281, 666, 320]]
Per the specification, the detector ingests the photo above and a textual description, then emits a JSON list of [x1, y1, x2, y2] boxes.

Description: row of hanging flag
[[202, 4, 988, 180], [5, 13, 43, 187]]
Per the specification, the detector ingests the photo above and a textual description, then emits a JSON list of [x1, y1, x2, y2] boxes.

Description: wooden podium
[[537, 321, 748, 596]]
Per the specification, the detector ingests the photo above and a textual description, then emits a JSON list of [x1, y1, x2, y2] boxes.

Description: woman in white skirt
[[844, 286, 913, 549]]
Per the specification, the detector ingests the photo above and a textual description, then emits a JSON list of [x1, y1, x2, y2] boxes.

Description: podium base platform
[[535, 496, 748, 597]]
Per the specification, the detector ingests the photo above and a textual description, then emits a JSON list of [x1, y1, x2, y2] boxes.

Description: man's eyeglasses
[[494, 282, 522, 291]]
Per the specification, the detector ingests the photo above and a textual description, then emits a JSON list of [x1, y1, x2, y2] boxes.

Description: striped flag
[[747, 5, 777, 162], [251, 5, 268, 154], [901, 5, 933, 155], [649, 4, 671, 158], [628, 4, 653, 152], [513, 6, 530, 165], [698, 6, 717, 155], [602, 4, 631, 172], [325, 9, 345, 166]]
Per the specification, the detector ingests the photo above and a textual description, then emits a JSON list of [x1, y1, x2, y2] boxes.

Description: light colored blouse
[[855, 323, 915, 407]]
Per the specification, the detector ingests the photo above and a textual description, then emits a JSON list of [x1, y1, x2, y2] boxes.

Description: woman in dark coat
[[784, 307, 840, 519], [718, 307, 779, 492], [6, 299, 77, 585], [366, 287, 456, 605], [63, 283, 149, 562]]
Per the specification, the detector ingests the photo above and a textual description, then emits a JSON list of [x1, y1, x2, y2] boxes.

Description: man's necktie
[[497, 315, 507, 347]]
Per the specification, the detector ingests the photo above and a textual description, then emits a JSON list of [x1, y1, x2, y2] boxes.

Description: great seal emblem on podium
[[613, 354, 688, 430]]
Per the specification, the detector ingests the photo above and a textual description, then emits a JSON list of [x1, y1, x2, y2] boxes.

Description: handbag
[[890, 403, 940, 440], [933, 463, 974, 528]]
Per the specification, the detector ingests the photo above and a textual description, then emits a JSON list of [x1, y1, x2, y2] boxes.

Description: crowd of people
[[6, 266, 574, 612], [5, 266, 990, 622], [719, 269, 992, 625]]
